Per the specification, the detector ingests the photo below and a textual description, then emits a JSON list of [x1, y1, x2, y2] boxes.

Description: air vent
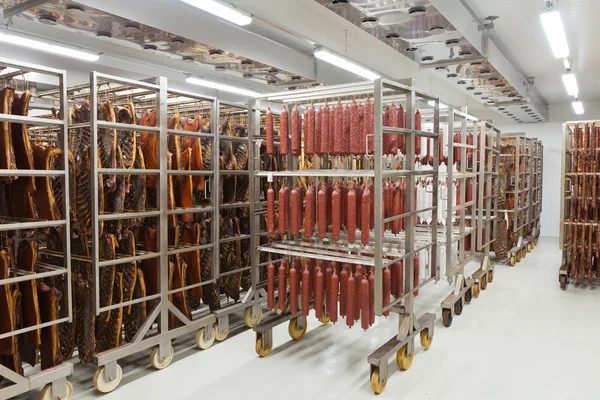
[[243, 73, 253, 78], [466, 86, 475, 91], [267, 79, 277, 84], [143, 44, 157, 50], [332, 0, 349, 3], [38, 15, 57, 25], [474, 92, 482, 96], [408, 6, 427, 17], [123, 23, 141, 31], [480, 68, 492, 74], [215, 66, 226, 71], [447, 73, 458, 78], [405, 47, 418, 52], [182, 56, 194, 63], [457, 80, 467, 85], [458, 50, 472, 57], [66, 4, 85, 12], [361, 17, 379, 28], [495, 83, 506, 88], [421, 56, 434, 62], [445, 39, 460, 47], [507, 113, 514, 116], [209, 49, 223, 55], [269, 68, 278, 73], [241, 60, 253, 65], [97, 31, 112, 38], [386, 33, 401, 39], [429, 25, 445, 34], [521, 106, 529, 109], [435, 66, 446, 71], [471, 61, 482, 66], [502, 89, 511, 93], [498, 108, 505, 111], [292, 75, 302, 80], [171, 37, 185, 44], [508, 93, 517, 97], [488, 77, 499, 82]]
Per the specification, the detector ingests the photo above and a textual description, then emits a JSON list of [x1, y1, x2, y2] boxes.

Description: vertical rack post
[[373, 79, 383, 312], [90, 71, 100, 315]]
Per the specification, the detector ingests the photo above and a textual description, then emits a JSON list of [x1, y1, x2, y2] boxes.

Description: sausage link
[[321, 103, 330, 154], [290, 186, 301, 237], [302, 265, 310, 316], [291, 105, 301, 156], [414, 253, 419, 296], [415, 110, 422, 157], [382, 266, 391, 317], [307, 258, 315, 299], [360, 276, 369, 330], [333, 101, 343, 155], [346, 187, 357, 243], [304, 184, 316, 238], [278, 185, 288, 235], [399, 182, 406, 231], [392, 184, 401, 234], [325, 264, 333, 319], [340, 182, 347, 229], [453, 132, 462, 165], [267, 184, 275, 234], [349, 99, 359, 155], [294, 257, 302, 296], [266, 107, 274, 155], [396, 261, 404, 297], [329, 103, 335, 155], [280, 106, 289, 156], [326, 182, 332, 226], [318, 185, 327, 239], [353, 266, 362, 321], [278, 260, 287, 311], [368, 269, 375, 326], [305, 105, 315, 156], [389, 103, 398, 155], [398, 104, 406, 155], [361, 185, 371, 245], [314, 267, 324, 319], [370, 184, 375, 230], [383, 106, 391, 154], [439, 132, 446, 165], [343, 103, 350, 156], [267, 263, 275, 310], [390, 259, 397, 298], [383, 183, 391, 230], [354, 184, 362, 230], [366, 97, 374, 155], [332, 184, 341, 241], [315, 106, 322, 155], [467, 132, 474, 167], [358, 102, 366, 156], [290, 262, 298, 313], [329, 270, 339, 323], [346, 273, 355, 328], [339, 264, 349, 317]]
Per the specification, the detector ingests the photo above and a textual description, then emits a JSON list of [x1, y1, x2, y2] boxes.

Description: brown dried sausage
[[395, 261, 404, 297], [278, 260, 287, 311], [280, 106, 289, 156], [291, 186, 301, 237], [398, 104, 406, 155], [349, 99, 359, 155], [353, 266, 362, 321], [329, 270, 339, 323], [278, 185, 288, 234], [326, 182, 332, 226], [343, 103, 350, 155], [360, 276, 369, 330], [346, 273, 355, 328], [332, 184, 341, 241], [415, 110, 422, 157], [321, 103, 330, 154], [315, 266, 324, 319], [333, 101, 343, 155], [365, 97, 374, 155], [370, 184, 375, 230], [318, 185, 327, 239], [315, 106, 322, 155], [267, 184, 275, 234], [389, 103, 398, 155], [304, 184, 316, 238], [302, 265, 310, 316], [354, 184, 362, 230], [382, 266, 391, 317], [368, 269, 375, 326], [325, 264, 333, 318], [361, 185, 371, 245], [305, 105, 315, 156], [266, 107, 274, 155], [267, 262, 275, 310], [392, 184, 401, 234], [358, 102, 366, 156], [290, 262, 298, 313], [340, 264, 349, 317], [291, 105, 301, 156], [347, 187, 357, 243], [340, 182, 347, 230], [329, 103, 335, 155]]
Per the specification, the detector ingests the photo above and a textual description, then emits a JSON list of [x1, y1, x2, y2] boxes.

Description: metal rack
[[0, 58, 73, 400], [528, 139, 543, 248], [249, 78, 439, 395]]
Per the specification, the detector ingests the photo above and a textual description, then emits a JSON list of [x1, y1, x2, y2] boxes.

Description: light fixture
[[563, 58, 571, 70], [180, 0, 252, 26], [562, 73, 579, 97], [186, 76, 260, 97], [314, 49, 380, 81], [540, 10, 569, 58], [427, 100, 448, 109], [572, 100, 584, 115], [0, 32, 99, 61]]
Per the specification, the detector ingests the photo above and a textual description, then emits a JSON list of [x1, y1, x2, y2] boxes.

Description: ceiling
[[463, 0, 600, 105]]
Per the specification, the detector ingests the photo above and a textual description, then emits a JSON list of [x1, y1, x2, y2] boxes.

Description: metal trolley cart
[[559, 122, 598, 290], [249, 78, 440, 395], [0, 58, 74, 399], [528, 139, 543, 250]]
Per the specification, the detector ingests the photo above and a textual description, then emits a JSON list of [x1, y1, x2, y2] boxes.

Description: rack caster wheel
[[150, 346, 174, 370], [40, 381, 73, 400], [319, 307, 330, 324], [215, 324, 229, 342], [442, 309, 453, 327], [480, 274, 488, 290], [244, 307, 263, 328], [516, 252, 521, 263], [454, 299, 463, 316], [93, 364, 123, 394], [370, 368, 387, 394], [521, 248, 527, 259], [196, 326, 216, 350], [560, 275, 567, 290], [464, 288, 472, 304], [473, 282, 480, 298], [510, 256, 516, 266], [527, 243, 532, 253], [274, 304, 282, 315], [420, 328, 433, 349], [255, 335, 272, 357], [487, 269, 494, 283], [288, 317, 307, 340], [396, 344, 414, 371]]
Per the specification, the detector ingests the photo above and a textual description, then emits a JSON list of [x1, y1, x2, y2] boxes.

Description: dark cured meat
[[368, 272, 375, 326], [266, 107, 274, 155], [123, 269, 146, 343], [304, 184, 316, 238], [38, 283, 63, 370], [358, 103, 366, 156], [117, 230, 137, 313], [318, 185, 327, 239], [340, 265, 349, 317], [11, 90, 35, 191], [398, 105, 406, 155], [278, 185, 288, 235], [124, 145, 146, 227], [347, 187, 356, 243], [346, 273, 355, 328], [178, 148, 194, 223], [353, 266, 362, 322], [278, 260, 287, 311], [291, 105, 301, 156], [392, 184, 401, 234], [280, 106, 289, 156], [140, 109, 158, 189], [361, 185, 371, 245], [96, 272, 124, 353], [343, 104, 350, 156], [99, 101, 117, 192], [329, 270, 339, 323], [267, 263, 275, 310], [333, 101, 343, 155], [365, 98, 374, 155], [267, 185, 275, 234], [349, 100, 359, 155], [99, 234, 117, 324], [321, 103, 330, 154], [314, 266, 324, 319], [306, 105, 316, 156], [324, 264, 333, 318], [315, 106, 322, 156], [291, 186, 301, 237], [383, 106, 391, 154], [290, 263, 298, 313], [117, 103, 137, 170], [0, 251, 15, 355], [302, 265, 310, 316], [389, 103, 398, 155], [17, 239, 41, 347], [32, 145, 62, 221], [383, 266, 391, 317], [331, 184, 341, 241], [0, 88, 16, 181]]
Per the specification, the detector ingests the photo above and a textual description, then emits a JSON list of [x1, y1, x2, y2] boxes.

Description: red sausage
[[354, 184, 363, 229], [332, 184, 341, 241], [305, 105, 315, 156], [360, 276, 369, 330], [307, 258, 315, 298], [340, 264, 349, 317], [370, 184, 375, 230], [291, 186, 301, 237], [267, 262, 275, 310], [266, 107, 274, 155], [346, 273, 355, 328], [315, 106, 322, 155], [390, 259, 397, 298], [325, 264, 333, 318], [349, 100, 359, 155], [321, 103, 330, 154], [294, 257, 302, 294], [290, 262, 298, 313], [278, 260, 287, 311], [302, 265, 310, 316], [358, 102, 366, 156], [347, 187, 357, 243], [304, 184, 316, 238], [361, 185, 371, 245], [453, 132, 462, 165], [318, 185, 327, 239], [395, 261, 404, 297], [389, 103, 398, 155], [329, 103, 335, 155], [326, 182, 332, 226], [329, 270, 339, 323], [383, 106, 391, 154], [399, 182, 406, 231], [340, 182, 347, 229], [291, 105, 301, 156], [365, 97, 374, 155], [315, 267, 324, 319], [392, 184, 401, 234], [415, 110, 422, 157], [278, 185, 288, 235], [267, 184, 275, 234], [383, 182, 391, 230], [439, 132, 446, 165], [354, 266, 362, 321], [333, 101, 343, 155], [383, 266, 391, 317], [467, 132, 474, 166], [280, 106, 289, 156], [398, 104, 406, 155], [368, 269, 375, 326], [343, 103, 350, 155]]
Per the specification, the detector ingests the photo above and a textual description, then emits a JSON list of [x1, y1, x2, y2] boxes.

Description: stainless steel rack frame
[[0, 58, 73, 400], [249, 78, 439, 395], [528, 139, 543, 248]]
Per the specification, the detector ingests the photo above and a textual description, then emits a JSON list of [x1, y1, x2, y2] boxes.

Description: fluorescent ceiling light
[[180, 0, 252, 26], [0, 32, 99, 61], [314, 50, 380, 81], [186, 77, 260, 97], [428, 100, 448, 109], [563, 58, 571, 70], [572, 100, 584, 115], [562, 73, 579, 97], [540, 10, 570, 58]]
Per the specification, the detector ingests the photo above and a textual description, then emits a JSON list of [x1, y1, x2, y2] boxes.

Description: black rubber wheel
[[454, 299, 463, 316], [560, 275, 567, 290], [442, 309, 453, 327], [464, 289, 472, 304]]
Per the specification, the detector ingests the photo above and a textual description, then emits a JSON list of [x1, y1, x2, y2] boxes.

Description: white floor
[[23, 237, 600, 399]]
